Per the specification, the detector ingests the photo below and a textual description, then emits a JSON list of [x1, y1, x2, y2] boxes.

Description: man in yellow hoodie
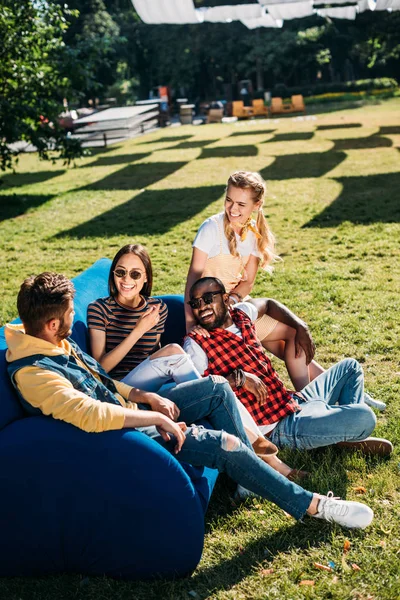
[[5, 272, 376, 529]]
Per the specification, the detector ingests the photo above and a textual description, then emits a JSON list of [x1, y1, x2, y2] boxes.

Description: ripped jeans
[[122, 350, 262, 445], [139, 376, 313, 520]]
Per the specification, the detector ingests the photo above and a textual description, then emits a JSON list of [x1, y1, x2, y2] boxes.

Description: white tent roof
[[375, 0, 400, 9], [131, 0, 199, 24], [317, 5, 358, 18], [131, 0, 397, 26], [267, 1, 314, 20], [241, 13, 284, 28], [199, 4, 262, 23]]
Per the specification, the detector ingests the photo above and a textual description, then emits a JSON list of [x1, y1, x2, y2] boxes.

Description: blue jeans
[[269, 359, 377, 450], [139, 376, 313, 520]]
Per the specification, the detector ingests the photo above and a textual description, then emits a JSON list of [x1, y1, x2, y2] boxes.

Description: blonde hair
[[223, 171, 279, 272]]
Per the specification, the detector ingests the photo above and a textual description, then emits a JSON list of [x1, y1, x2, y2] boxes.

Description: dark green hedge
[[267, 78, 398, 99]]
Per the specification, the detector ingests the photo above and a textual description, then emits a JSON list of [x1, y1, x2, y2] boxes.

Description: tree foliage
[[0, 1, 84, 170], [1, 0, 399, 172]]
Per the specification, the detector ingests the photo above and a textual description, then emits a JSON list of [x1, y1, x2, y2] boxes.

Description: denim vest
[[7, 338, 123, 416]]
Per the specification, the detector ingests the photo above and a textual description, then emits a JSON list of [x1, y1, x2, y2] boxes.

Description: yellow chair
[[232, 101, 253, 118], [291, 94, 306, 113], [252, 99, 268, 117], [270, 97, 293, 115]]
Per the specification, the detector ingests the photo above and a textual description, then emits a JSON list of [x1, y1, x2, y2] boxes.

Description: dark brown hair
[[17, 272, 75, 336], [108, 244, 153, 298]]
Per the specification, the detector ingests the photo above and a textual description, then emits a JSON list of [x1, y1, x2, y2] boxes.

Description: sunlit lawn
[[0, 98, 399, 599]]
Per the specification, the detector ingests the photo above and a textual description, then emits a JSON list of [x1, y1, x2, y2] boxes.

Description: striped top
[[87, 295, 168, 380]]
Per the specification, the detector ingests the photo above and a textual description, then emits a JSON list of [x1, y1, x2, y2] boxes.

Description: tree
[[0, 1, 89, 171], [58, 0, 122, 105]]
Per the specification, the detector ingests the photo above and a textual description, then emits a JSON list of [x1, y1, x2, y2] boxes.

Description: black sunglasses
[[113, 268, 144, 281], [187, 290, 224, 309]]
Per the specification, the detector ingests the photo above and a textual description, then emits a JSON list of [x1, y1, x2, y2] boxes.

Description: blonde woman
[[185, 170, 323, 391], [185, 170, 385, 412]]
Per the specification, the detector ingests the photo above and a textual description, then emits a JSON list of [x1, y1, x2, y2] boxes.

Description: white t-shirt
[[192, 212, 261, 260], [183, 302, 258, 375]]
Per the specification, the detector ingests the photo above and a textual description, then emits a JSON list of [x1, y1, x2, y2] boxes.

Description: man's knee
[[355, 405, 376, 438], [340, 357, 362, 374]]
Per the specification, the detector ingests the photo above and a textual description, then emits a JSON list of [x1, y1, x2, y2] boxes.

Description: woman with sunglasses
[[88, 244, 304, 481], [88, 244, 202, 391]]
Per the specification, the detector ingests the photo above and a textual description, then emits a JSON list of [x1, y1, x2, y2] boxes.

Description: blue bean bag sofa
[[0, 258, 218, 580]]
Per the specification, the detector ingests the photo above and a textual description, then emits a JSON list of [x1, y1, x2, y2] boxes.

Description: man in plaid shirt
[[184, 277, 392, 456]]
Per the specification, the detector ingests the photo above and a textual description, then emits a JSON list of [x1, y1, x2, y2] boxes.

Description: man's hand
[[129, 389, 180, 421], [243, 372, 268, 405], [156, 417, 187, 454], [145, 391, 180, 421], [294, 323, 315, 365]]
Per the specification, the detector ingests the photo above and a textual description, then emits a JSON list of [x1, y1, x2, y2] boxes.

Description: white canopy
[[317, 5, 358, 19], [131, 0, 199, 24], [258, 0, 310, 5], [241, 12, 284, 28], [131, 0, 396, 26], [375, 0, 400, 9], [199, 4, 262, 23], [266, 1, 314, 20]]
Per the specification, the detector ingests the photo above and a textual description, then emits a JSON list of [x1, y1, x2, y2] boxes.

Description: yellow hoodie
[[5, 324, 137, 433]]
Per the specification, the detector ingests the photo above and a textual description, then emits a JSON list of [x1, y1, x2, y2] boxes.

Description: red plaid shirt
[[189, 307, 299, 426]]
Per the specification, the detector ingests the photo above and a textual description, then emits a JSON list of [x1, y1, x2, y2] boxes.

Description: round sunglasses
[[113, 268, 144, 281]]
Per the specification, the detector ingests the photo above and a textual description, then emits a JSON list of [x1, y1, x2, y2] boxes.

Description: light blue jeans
[[269, 358, 377, 450], [121, 351, 201, 391], [139, 376, 313, 520]]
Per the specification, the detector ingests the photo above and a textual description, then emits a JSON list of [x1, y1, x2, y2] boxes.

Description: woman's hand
[[135, 304, 161, 335], [156, 417, 187, 454], [242, 372, 268, 405], [187, 323, 210, 338]]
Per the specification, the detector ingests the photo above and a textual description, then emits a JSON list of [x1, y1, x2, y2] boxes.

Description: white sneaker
[[364, 393, 386, 412], [312, 492, 373, 529]]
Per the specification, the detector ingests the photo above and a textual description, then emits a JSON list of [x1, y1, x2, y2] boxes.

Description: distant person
[[239, 85, 250, 106]]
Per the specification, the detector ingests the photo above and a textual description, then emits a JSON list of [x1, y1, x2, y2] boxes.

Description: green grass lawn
[[1, 98, 399, 600]]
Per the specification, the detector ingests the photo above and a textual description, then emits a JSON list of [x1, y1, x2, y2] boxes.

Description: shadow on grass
[[0, 170, 65, 188], [199, 145, 258, 159], [138, 135, 193, 145], [0, 193, 54, 222], [264, 132, 314, 143], [172, 139, 218, 150], [260, 151, 346, 180], [317, 123, 362, 131], [304, 172, 400, 227], [229, 129, 275, 137], [379, 125, 400, 135], [79, 162, 187, 191], [57, 184, 225, 238], [190, 513, 338, 593], [83, 153, 152, 167], [332, 136, 392, 151]]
